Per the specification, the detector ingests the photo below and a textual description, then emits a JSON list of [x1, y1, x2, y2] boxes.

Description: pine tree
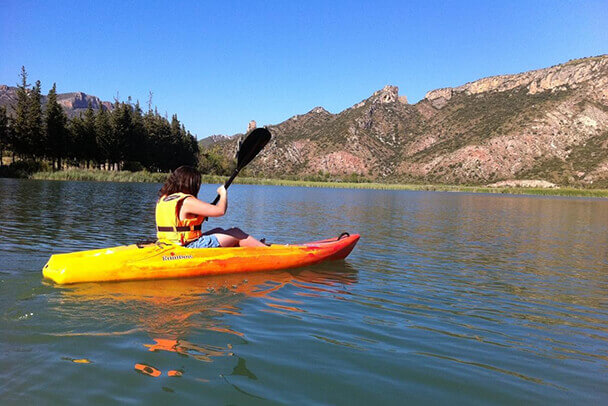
[[184, 129, 199, 167], [142, 109, 160, 171], [143, 111, 173, 172], [168, 114, 182, 168], [95, 105, 112, 169], [0, 106, 9, 166], [110, 102, 132, 170], [26, 80, 43, 159], [170, 116, 199, 169], [147, 91, 153, 113], [82, 102, 97, 168], [13, 66, 30, 158], [68, 115, 86, 165], [45, 83, 68, 169], [127, 101, 146, 169]]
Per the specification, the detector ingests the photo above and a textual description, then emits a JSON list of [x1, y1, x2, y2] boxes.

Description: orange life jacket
[[156, 193, 204, 245]]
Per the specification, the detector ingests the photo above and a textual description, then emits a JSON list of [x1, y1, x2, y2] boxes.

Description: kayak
[[42, 233, 360, 284]]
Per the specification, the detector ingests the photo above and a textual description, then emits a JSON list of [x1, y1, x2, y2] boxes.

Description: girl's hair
[[159, 166, 202, 197]]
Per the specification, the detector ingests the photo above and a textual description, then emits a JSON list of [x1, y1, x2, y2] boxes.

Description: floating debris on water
[[134, 363, 161, 377], [62, 357, 92, 364]]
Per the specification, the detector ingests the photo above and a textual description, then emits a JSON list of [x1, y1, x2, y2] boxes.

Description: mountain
[[198, 134, 234, 148], [203, 55, 608, 187], [0, 85, 113, 117]]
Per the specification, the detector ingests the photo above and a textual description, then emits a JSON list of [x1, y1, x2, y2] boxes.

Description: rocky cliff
[[202, 55, 608, 187], [0, 85, 113, 117]]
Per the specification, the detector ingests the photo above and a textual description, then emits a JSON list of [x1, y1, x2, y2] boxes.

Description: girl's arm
[[181, 185, 227, 219]]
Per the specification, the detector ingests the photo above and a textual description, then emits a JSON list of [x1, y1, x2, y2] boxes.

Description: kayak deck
[[42, 233, 360, 284]]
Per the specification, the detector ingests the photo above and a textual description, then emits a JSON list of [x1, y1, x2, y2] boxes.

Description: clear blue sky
[[1, 0, 607, 138]]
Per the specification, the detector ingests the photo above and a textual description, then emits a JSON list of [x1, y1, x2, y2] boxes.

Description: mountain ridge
[[202, 55, 608, 187]]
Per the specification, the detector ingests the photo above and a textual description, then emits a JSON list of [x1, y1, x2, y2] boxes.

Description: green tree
[[142, 109, 161, 171], [13, 66, 30, 158], [110, 101, 133, 169], [26, 80, 43, 158], [119, 102, 133, 167], [169, 114, 182, 167], [95, 105, 113, 169], [165, 114, 199, 170], [127, 101, 147, 168], [143, 111, 175, 172], [82, 102, 97, 168], [0, 106, 10, 166], [179, 127, 199, 168], [68, 115, 86, 165], [199, 146, 232, 175], [45, 83, 68, 169]]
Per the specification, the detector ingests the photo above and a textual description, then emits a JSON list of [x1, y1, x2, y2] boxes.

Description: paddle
[[210, 127, 272, 205]]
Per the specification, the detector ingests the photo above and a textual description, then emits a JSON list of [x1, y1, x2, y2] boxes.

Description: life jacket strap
[[157, 224, 202, 232]]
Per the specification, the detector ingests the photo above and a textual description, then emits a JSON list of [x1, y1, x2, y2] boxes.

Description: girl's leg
[[238, 234, 268, 247], [210, 227, 267, 247], [203, 227, 238, 247]]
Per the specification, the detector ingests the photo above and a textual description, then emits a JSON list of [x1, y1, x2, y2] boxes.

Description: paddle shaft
[[210, 169, 239, 205]]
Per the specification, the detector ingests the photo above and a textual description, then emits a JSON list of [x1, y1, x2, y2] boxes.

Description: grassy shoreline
[[25, 169, 608, 198], [30, 168, 169, 183]]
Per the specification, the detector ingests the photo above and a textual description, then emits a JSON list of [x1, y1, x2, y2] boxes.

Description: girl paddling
[[156, 165, 266, 248]]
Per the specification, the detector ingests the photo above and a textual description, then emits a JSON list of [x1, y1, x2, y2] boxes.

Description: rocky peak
[[285, 106, 332, 124], [309, 106, 330, 114], [368, 85, 407, 105], [348, 85, 408, 111]]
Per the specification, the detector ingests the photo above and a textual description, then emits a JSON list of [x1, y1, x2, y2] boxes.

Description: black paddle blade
[[236, 127, 271, 170], [208, 127, 272, 207]]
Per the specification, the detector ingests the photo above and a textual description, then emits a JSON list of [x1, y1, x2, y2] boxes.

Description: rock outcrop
[[0, 86, 113, 117], [425, 56, 608, 108]]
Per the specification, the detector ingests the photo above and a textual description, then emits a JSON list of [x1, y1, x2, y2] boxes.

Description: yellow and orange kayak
[[42, 233, 360, 284]]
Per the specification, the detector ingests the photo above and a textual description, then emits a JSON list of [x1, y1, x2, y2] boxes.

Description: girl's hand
[[217, 185, 227, 196]]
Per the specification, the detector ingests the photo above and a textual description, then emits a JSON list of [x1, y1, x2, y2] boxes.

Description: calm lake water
[[1, 178, 607, 404]]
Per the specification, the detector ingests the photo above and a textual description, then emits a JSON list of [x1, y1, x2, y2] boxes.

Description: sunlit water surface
[[1, 178, 607, 404]]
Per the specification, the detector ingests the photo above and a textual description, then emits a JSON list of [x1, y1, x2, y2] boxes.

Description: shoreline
[[14, 169, 608, 198]]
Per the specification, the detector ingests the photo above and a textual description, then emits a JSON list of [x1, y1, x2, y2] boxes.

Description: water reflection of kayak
[[43, 233, 360, 284], [59, 263, 358, 304], [54, 263, 358, 363]]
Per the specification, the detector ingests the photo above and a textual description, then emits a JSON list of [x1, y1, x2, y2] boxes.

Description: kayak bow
[[42, 233, 360, 284]]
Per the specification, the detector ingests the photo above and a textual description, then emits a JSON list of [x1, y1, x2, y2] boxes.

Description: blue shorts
[[186, 234, 221, 248]]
